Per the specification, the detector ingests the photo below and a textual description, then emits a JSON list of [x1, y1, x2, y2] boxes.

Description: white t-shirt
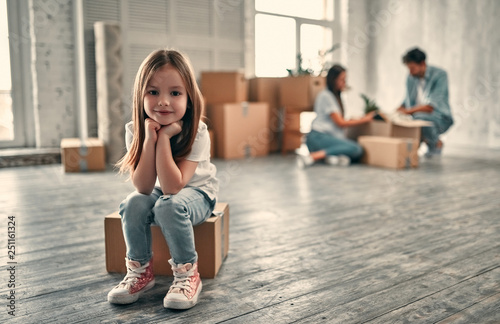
[[416, 78, 427, 106], [125, 120, 219, 200], [310, 89, 345, 139]]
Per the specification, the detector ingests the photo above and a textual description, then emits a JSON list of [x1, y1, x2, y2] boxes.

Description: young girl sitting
[[108, 49, 218, 310]]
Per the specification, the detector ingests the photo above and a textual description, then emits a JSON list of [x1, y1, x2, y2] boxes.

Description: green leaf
[[360, 93, 380, 114]]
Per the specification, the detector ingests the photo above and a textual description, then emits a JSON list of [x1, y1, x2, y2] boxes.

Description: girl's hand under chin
[[145, 118, 161, 142], [160, 120, 183, 139]]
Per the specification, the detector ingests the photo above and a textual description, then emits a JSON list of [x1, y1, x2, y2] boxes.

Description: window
[[254, 0, 336, 77], [300, 24, 334, 75], [1, 0, 32, 148], [255, 0, 333, 21], [0, 0, 13, 141], [255, 14, 296, 77]]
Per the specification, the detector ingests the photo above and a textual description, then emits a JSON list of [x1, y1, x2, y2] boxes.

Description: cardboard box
[[279, 75, 325, 109], [346, 114, 432, 141], [281, 131, 303, 154], [358, 136, 419, 169], [284, 110, 301, 132], [105, 202, 229, 279], [281, 110, 301, 154], [249, 77, 282, 110], [206, 102, 270, 159], [201, 71, 248, 104], [60, 138, 106, 172], [249, 77, 283, 152], [280, 108, 314, 154], [266, 106, 284, 152]]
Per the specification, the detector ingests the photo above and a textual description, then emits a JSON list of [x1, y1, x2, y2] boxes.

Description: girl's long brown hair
[[116, 49, 203, 174]]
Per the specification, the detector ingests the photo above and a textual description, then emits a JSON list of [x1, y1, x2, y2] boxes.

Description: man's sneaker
[[163, 259, 202, 309], [325, 155, 351, 166], [425, 141, 443, 160], [424, 146, 442, 159], [107, 258, 155, 304]]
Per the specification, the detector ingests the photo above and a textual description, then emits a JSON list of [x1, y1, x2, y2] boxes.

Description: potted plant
[[360, 93, 380, 114]]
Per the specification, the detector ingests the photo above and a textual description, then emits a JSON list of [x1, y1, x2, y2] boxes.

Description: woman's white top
[[310, 89, 345, 139]]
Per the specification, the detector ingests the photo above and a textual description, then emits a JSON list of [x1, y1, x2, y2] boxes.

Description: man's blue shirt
[[403, 65, 453, 121]]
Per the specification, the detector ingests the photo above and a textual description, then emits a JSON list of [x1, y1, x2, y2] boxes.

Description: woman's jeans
[[119, 187, 216, 265], [413, 112, 453, 150], [306, 130, 364, 162]]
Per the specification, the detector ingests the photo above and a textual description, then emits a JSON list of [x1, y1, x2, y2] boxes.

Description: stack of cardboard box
[[279, 75, 326, 154], [202, 72, 270, 159], [248, 77, 283, 152], [347, 113, 432, 169]]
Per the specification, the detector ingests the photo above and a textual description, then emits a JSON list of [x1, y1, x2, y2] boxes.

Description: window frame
[[253, 0, 340, 77], [1, 0, 34, 148]]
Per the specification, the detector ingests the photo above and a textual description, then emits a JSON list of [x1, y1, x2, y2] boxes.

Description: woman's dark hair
[[326, 64, 346, 116], [402, 48, 426, 64]]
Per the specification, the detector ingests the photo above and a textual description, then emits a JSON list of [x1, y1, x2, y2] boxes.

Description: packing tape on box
[[213, 209, 225, 260], [241, 101, 249, 117], [244, 145, 251, 158], [406, 140, 413, 168], [79, 143, 88, 172]]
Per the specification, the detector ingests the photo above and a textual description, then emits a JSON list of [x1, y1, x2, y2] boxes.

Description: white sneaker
[[164, 259, 202, 309], [296, 153, 314, 168], [325, 155, 351, 166], [108, 258, 155, 304]]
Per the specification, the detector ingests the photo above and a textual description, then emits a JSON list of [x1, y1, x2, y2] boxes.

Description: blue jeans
[[306, 130, 364, 162], [119, 187, 216, 265], [413, 112, 453, 150]]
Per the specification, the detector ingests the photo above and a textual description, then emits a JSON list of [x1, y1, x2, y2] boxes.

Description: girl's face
[[143, 64, 188, 126], [335, 71, 347, 91]]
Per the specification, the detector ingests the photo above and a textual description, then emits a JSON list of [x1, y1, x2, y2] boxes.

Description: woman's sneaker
[[325, 155, 351, 166], [296, 152, 314, 168], [164, 259, 202, 309], [107, 258, 155, 304]]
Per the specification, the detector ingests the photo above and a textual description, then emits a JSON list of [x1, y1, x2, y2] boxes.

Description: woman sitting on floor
[[297, 64, 375, 168]]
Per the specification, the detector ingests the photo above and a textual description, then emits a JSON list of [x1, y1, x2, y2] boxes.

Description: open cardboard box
[[346, 111, 432, 141]]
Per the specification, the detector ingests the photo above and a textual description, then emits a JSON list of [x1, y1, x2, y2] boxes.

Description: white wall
[[344, 0, 500, 149], [29, 0, 77, 147], [18, 0, 500, 149], [18, 0, 247, 148], [84, 0, 247, 138]]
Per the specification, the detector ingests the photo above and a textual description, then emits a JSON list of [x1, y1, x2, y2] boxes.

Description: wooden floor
[[1, 148, 499, 323]]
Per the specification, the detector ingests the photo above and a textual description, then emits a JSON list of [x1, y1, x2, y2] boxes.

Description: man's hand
[[398, 105, 433, 115], [397, 106, 409, 114]]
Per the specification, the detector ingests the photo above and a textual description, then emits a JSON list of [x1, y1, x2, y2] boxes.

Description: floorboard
[[0, 149, 499, 323]]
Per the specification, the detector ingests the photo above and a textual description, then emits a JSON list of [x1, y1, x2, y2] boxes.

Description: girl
[[297, 64, 375, 168], [108, 49, 218, 310]]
